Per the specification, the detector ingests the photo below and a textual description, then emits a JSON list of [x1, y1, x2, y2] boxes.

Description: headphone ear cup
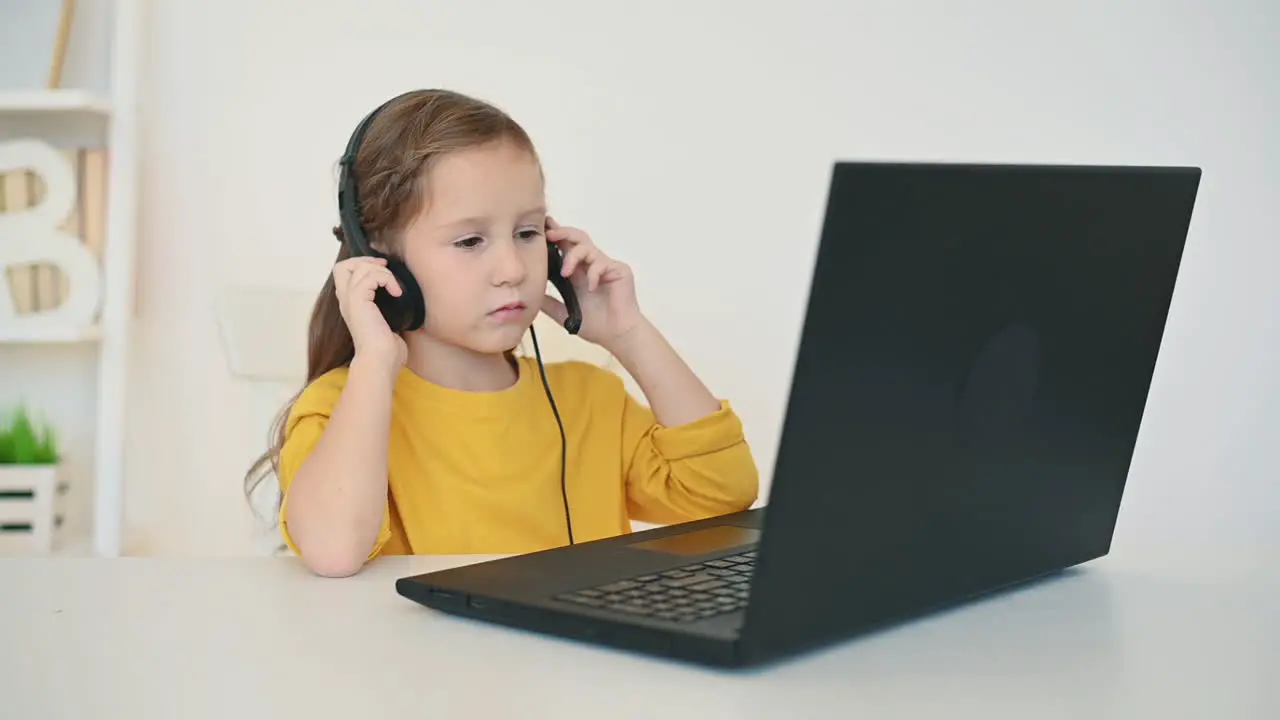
[[545, 241, 583, 335], [546, 242, 564, 276], [376, 258, 426, 333]]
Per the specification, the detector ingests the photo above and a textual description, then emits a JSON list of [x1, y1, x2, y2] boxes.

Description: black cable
[[529, 326, 574, 545]]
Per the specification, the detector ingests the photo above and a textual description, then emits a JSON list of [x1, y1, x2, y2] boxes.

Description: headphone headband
[[335, 91, 429, 332], [337, 91, 416, 258]]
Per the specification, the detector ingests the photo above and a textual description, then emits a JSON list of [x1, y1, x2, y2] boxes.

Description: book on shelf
[[0, 144, 107, 321]]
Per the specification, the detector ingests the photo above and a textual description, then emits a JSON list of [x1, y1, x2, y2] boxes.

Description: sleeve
[[620, 389, 761, 526], [277, 371, 394, 560]]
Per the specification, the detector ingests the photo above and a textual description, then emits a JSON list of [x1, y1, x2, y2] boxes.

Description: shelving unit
[[0, 0, 142, 557]]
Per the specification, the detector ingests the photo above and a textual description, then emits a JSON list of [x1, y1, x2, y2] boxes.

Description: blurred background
[[0, 1, 1275, 561]]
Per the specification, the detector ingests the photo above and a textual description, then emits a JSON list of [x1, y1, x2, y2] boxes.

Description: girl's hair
[[243, 88, 539, 524]]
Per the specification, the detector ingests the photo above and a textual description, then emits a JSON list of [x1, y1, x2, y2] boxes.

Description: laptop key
[[659, 573, 717, 588], [615, 604, 652, 616], [688, 580, 728, 592], [597, 580, 642, 593]]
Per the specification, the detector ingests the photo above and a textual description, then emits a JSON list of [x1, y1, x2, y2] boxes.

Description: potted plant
[[0, 404, 61, 554]]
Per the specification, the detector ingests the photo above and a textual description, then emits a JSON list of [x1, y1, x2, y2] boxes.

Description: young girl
[[245, 89, 758, 577]]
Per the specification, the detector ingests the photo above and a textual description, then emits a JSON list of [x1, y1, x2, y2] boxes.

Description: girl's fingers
[[348, 263, 401, 298], [340, 256, 387, 270], [561, 243, 595, 277], [547, 223, 588, 254], [346, 263, 377, 297], [540, 294, 568, 324], [546, 228, 576, 251], [370, 266, 402, 297], [587, 260, 608, 291], [544, 222, 612, 286], [334, 256, 387, 285], [380, 268, 403, 297]]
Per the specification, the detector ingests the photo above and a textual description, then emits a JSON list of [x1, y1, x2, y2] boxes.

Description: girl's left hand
[[540, 216, 645, 351]]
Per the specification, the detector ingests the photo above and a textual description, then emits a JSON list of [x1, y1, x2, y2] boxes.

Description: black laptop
[[396, 160, 1201, 668]]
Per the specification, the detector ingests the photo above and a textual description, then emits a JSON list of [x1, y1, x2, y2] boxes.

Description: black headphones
[[335, 90, 583, 545], [336, 90, 583, 336]]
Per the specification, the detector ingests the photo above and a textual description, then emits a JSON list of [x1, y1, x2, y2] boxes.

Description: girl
[[244, 89, 758, 577]]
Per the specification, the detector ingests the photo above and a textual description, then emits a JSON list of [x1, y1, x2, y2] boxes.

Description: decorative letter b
[[0, 139, 104, 329]]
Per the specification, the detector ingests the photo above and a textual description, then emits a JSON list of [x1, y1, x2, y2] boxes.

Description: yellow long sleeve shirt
[[277, 356, 759, 557]]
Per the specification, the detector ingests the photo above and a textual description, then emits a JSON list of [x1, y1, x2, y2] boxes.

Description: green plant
[[0, 405, 60, 465]]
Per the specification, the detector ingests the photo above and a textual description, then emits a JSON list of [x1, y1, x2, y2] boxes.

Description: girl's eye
[[454, 236, 483, 249], [517, 228, 542, 241]]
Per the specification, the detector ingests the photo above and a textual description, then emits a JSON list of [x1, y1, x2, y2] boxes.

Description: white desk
[[0, 553, 1276, 718]]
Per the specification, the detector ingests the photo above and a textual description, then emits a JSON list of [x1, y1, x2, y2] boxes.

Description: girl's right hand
[[333, 256, 408, 372]]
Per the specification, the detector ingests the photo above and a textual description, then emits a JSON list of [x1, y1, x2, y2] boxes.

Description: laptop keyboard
[[554, 551, 756, 623]]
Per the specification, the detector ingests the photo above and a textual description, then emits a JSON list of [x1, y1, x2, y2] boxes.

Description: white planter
[[0, 464, 60, 555]]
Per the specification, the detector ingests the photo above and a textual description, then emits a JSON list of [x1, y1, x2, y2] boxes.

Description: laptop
[[396, 160, 1202, 668]]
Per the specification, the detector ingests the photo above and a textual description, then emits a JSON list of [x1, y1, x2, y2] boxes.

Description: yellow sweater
[[277, 356, 759, 557]]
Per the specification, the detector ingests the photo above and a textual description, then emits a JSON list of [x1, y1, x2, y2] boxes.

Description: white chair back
[[215, 284, 313, 555]]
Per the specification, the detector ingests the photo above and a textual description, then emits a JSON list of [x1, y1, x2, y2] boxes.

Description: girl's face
[[398, 139, 549, 355]]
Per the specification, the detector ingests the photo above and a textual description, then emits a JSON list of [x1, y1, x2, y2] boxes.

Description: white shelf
[[0, 0, 143, 558], [0, 90, 113, 146], [0, 89, 112, 115], [0, 324, 101, 344]]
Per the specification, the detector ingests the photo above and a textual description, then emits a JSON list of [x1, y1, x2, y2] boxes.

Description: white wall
[[118, 1, 1278, 558]]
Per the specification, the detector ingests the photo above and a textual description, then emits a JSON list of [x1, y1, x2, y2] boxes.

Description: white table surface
[[1, 551, 1276, 719]]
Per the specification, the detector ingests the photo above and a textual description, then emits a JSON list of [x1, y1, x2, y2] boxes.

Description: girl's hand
[[332, 256, 407, 373], [540, 216, 645, 352]]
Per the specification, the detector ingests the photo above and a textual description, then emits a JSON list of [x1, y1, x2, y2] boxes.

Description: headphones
[[336, 90, 582, 336], [335, 90, 582, 545]]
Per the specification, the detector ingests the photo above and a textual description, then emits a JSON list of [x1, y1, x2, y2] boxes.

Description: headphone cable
[[529, 326, 575, 545]]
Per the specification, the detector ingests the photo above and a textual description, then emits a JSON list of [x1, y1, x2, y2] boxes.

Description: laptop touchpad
[[629, 526, 761, 556]]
